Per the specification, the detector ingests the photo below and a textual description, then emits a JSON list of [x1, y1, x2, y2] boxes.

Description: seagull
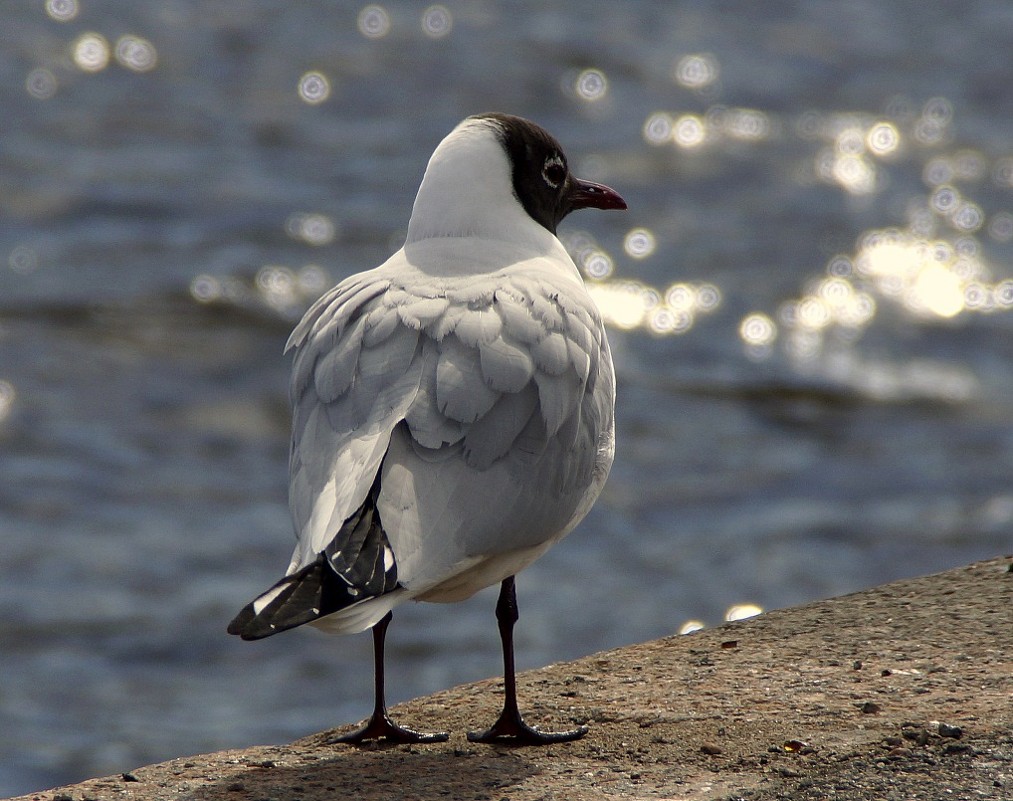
[[228, 112, 626, 745]]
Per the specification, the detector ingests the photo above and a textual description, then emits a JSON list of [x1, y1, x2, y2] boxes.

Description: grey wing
[[377, 274, 616, 591], [285, 271, 426, 570]]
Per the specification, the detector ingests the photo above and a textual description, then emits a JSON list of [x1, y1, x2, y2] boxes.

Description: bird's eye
[[542, 156, 566, 189]]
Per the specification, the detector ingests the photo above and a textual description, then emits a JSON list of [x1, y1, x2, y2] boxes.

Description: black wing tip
[[230, 477, 400, 641], [227, 604, 281, 640], [226, 608, 250, 637]]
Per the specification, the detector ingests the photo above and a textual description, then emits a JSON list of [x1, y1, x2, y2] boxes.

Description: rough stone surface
[[10, 556, 1012, 800]]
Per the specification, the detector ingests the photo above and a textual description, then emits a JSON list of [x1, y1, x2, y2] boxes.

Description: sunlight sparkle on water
[[25, 68, 57, 100], [421, 5, 453, 38], [587, 282, 651, 330], [673, 114, 706, 148], [644, 106, 771, 148], [642, 112, 673, 145], [9, 245, 39, 274], [988, 212, 1013, 243], [114, 35, 158, 72], [673, 53, 719, 91], [723, 108, 771, 142], [866, 122, 900, 156], [286, 212, 336, 245], [72, 33, 110, 72], [739, 313, 777, 348], [623, 228, 656, 259], [914, 97, 953, 145], [298, 71, 331, 104], [358, 5, 392, 38], [992, 158, 1013, 189], [45, 0, 78, 21], [575, 68, 608, 102]]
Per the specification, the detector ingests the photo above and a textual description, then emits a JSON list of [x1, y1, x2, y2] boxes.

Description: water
[[2, 1, 1012, 795]]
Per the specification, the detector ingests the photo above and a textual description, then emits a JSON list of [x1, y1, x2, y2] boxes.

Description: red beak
[[568, 177, 628, 212]]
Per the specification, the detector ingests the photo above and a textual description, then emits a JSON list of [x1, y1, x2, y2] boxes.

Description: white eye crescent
[[542, 155, 566, 189]]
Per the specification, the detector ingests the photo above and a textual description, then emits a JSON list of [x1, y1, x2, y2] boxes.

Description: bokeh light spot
[[666, 283, 697, 312], [995, 280, 1013, 307], [72, 32, 110, 72], [357, 5, 391, 39], [737, 313, 773, 348], [930, 185, 959, 215], [827, 255, 853, 277], [298, 71, 331, 104], [190, 275, 221, 304], [673, 53, 719, 89], [9, 245, 40, 274], [953, 150, 986, 181], [286, 212, 337, 245], [297, 264, 331, 296], [25, 68, 57, 100], [991, 158, 1013, 188], [575, 68, 608, 102], [923, 157, 953, 186], [835, 127, 865, 156], [866, 121, 899, 156], [45, 0, 78, 21], [673, 114, 706, 148], [650, 307, 693, 335], [421, 5, 453, 38], [725, 108, 770, 141], [623, 228, 656, 259], [951, 201, 983, 232], [832, 154, 876, 195], [696, 284, 721, 310], [642, 112, 673, 145], [988, 212, 1013, 242], [582, 249, 614, 279], [114, 35, 158, 72], [922, 96, 954, 125]]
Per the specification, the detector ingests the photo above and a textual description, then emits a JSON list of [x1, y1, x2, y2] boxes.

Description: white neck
[[405, 119, 555, 249]]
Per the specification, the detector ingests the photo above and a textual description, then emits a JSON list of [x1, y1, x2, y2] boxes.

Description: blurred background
[[2, 0, 1011, 794]]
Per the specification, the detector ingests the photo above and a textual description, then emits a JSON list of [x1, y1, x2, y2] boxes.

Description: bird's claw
[[467, 708, 587, 745], [328, 712, 449, 745]]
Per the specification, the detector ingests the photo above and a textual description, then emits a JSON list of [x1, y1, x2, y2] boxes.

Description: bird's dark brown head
[[474, 112, 627, 234]]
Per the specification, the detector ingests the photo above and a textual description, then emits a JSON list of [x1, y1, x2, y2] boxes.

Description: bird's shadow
[[184, 744, 539, 800]]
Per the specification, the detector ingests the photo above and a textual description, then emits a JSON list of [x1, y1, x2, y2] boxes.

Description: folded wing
[[230, 253, 614, 636]]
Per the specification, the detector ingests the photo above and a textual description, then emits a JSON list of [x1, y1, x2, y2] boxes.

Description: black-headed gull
[[229, 113, 626, 744]]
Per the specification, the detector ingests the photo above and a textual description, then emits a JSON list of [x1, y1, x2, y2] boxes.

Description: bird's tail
[[227, 478, 400, 640]]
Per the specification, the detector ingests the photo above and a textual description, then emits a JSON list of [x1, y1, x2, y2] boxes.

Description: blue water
[[2, 1, 1012, 795]]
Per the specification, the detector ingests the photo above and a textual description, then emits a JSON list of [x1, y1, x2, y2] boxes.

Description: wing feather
[[397, 296, 450, 330], [405, 338, 466, 448], [533, 368, 583, 437], [493, 290, 545, 344], [479, 335, 535, 393], [463, 383, 538, 469], [312, 316, 365, 402], [435, 334, 500, 423], [362, 302, 401, 346], [531, 331, 570, 375], [454, 307, 503, 346]]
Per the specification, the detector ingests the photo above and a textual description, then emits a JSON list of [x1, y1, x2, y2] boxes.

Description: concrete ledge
[[11, 556, 1012, 801]]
